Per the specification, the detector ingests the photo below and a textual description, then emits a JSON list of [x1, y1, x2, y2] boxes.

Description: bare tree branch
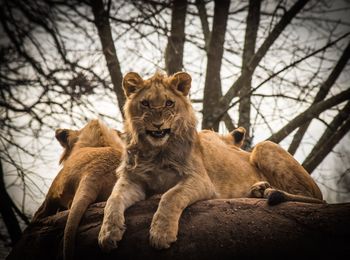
[[216, 32, 350, 119], [216, 0, 310, 120], [288, 41, 350, 155], [266, 88, 350, 143], [302, 102, 350, 173]]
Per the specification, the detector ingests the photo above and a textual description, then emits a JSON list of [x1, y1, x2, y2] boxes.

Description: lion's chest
[[128, 161, 182, 195]]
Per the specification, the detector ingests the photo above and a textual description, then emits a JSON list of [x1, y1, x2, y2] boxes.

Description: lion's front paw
[[98, 222, 125, 252], [250, 181, 271, 198], [149, 220, 177, 250]]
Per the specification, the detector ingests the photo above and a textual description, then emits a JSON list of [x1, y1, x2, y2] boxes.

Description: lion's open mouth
[[146, 129, 171, 138]]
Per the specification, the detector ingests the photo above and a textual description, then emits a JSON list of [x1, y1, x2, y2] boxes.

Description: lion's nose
[[152, 122, 164, 129]]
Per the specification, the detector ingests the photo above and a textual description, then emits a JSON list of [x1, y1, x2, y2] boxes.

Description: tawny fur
[[220, 126, 246, 148], [218, 127, 323, 204], [98, 71, 323, 251], [32, 119, 124, 260]]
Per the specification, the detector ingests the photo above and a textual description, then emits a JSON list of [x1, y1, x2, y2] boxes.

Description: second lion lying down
[[98, 71, 323, 251]]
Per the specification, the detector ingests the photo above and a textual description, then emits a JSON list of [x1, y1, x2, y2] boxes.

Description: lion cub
[[32, 119, 124, 260], [98, 71, 323, 251]]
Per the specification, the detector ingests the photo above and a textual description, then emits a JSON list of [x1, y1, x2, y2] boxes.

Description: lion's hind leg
[[250, 141, 323, 201], [249, 181, 325, 205], [32, 197, 61, 222]]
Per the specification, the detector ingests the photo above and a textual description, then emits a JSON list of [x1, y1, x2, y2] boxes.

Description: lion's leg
[[250, 141, 323, 201], [249, 181, 325, 205], [149, 175, 215, 250], [98, 175, 145, 252], [32, 197, 60, 222]]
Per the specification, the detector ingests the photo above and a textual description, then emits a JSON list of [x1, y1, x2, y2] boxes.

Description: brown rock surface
[[7, 198, 350, 259]]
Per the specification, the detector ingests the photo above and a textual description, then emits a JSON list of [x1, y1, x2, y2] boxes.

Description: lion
[[98, 71, 323, 251], [32, 119, 124, 260]]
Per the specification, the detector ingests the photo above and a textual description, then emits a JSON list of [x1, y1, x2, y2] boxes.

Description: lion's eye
[[141, 100, 150, 107], [165, 100, 174, 107]]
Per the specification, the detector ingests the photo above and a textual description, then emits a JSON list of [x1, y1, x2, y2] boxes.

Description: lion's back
[[198, 131, 263, 198], [48, 146, 120, 205]]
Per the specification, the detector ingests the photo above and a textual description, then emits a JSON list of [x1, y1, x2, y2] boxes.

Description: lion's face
[[123, 71, 196, 147]]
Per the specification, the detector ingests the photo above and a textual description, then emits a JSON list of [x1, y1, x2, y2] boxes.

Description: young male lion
[[98, 71, 323, 251], [32, 119, 124, 260]]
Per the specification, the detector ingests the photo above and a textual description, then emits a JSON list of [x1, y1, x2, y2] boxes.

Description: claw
[[98, 225, 125, 252], [149, 228, 176, 250]]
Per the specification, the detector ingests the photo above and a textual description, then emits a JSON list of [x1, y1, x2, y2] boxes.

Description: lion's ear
[[230, 127, 246, 147], [171, 72, 191, 96], [123, 72, 144, 97], [55, 128, 70, 148]]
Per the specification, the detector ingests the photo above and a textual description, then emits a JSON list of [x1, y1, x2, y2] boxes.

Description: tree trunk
[[215, 0, 310, 125], [165, 0, 187, 75], [196, 0, 235, 131], [0, 161, 22, 245], [201, 0, 230, 130], [7, 198, 350, 260], [195, 0, 210, 51], [91, 0, 125, 115], [238, 0, 261, 149]]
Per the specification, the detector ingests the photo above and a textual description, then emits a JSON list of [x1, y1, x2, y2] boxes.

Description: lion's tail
[[63, 176, 100, 260], [266, 188, 326, 206]]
